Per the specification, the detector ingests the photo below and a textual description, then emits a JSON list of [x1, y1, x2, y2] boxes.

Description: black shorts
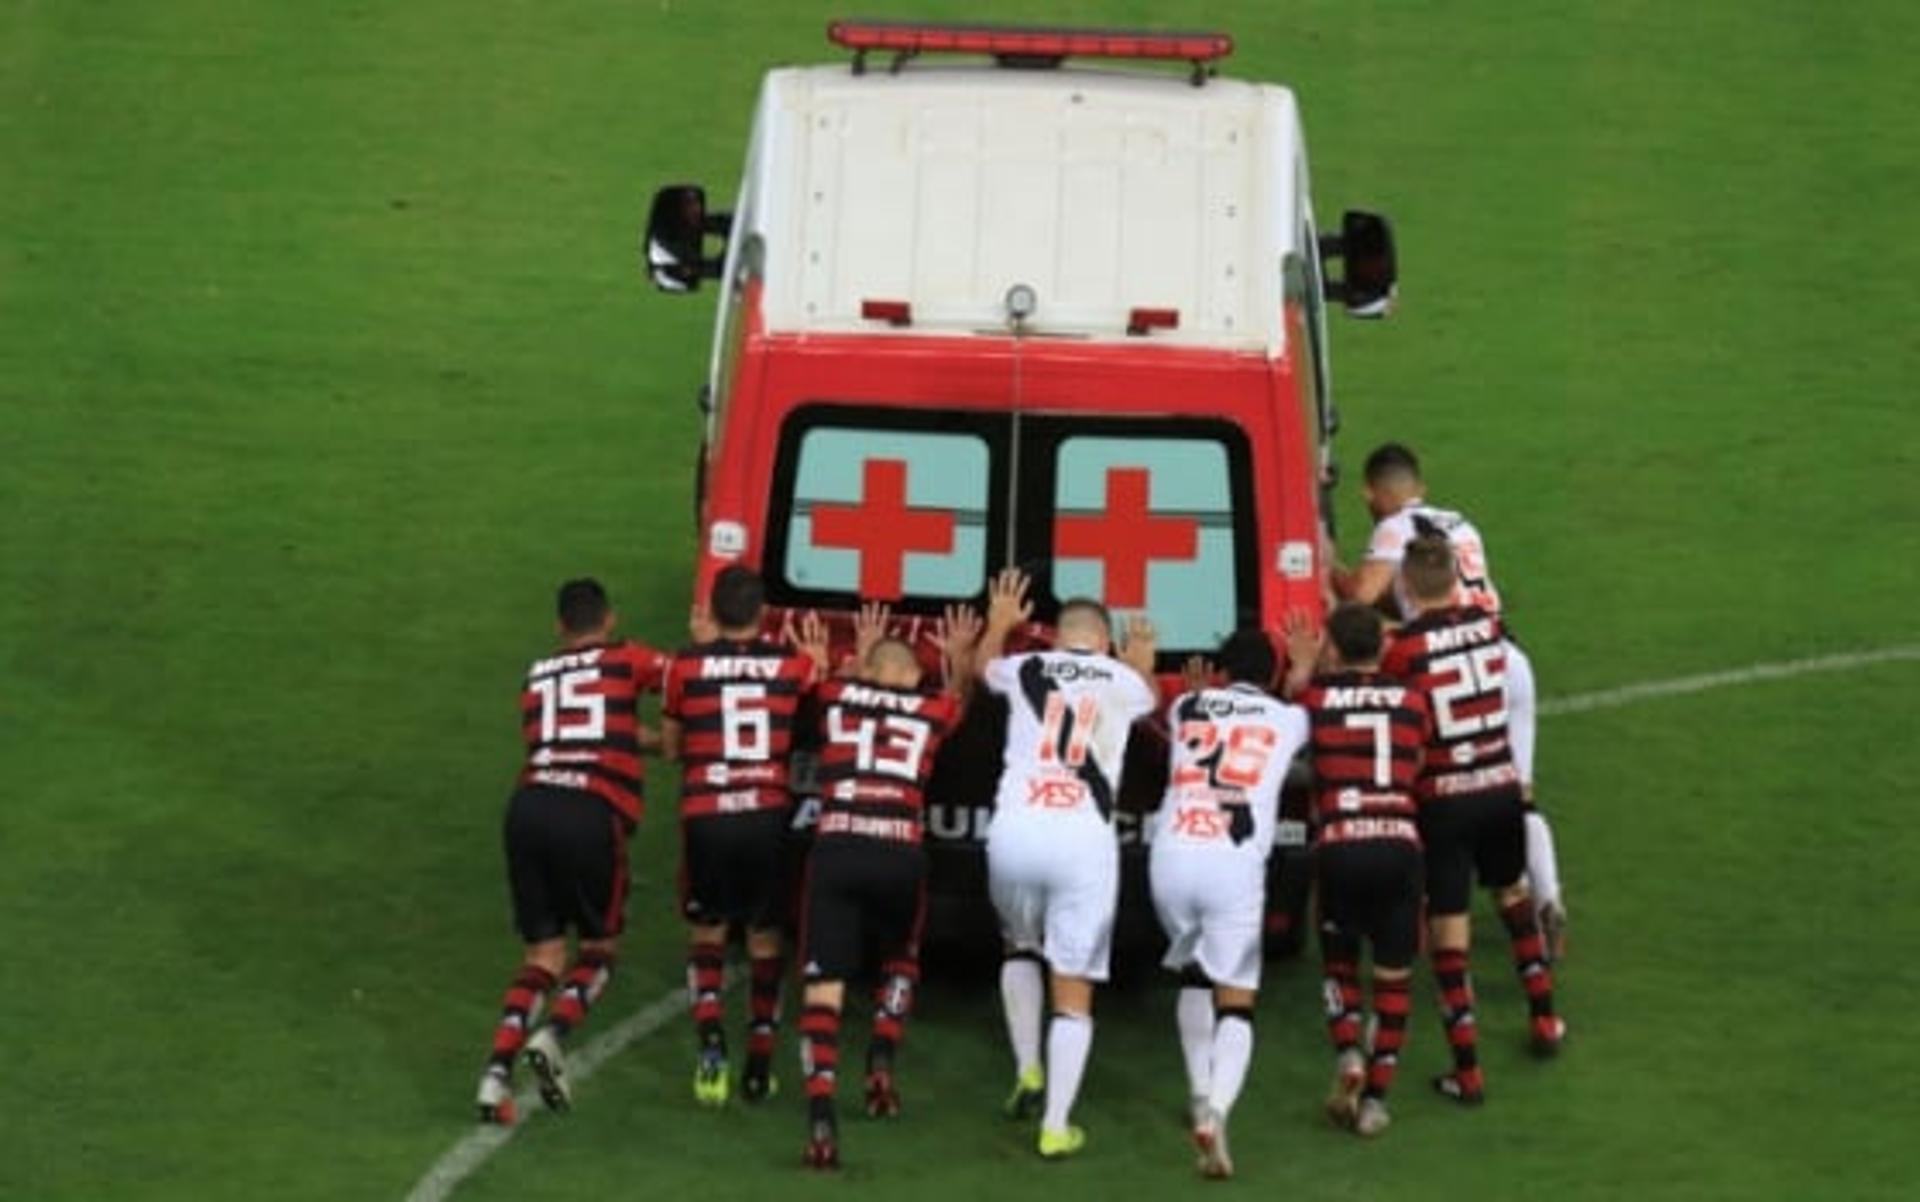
[[1317, 839, 1424, 970], [801, 839, 926, 982], [1418, 790, 1526, 914], [504, 785, 632, 943], [679, 809, 792, 930]]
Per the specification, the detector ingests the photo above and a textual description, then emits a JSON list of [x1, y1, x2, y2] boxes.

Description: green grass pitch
[[4, 2, 1918, 1198]]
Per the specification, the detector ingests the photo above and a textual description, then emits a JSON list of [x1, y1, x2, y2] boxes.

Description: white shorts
[[1504, 638, 1537, 785], [987, 822, 1119, 982], [1150, 849, 1265, 992]]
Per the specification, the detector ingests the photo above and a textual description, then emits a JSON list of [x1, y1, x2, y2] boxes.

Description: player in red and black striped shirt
[[791, 601, 977, 1170], [661, 566, 819, 1107], [476, 578, 669, 1125], [1285, 604, 1430, 1139], [1382, 537, 1563, 1103]]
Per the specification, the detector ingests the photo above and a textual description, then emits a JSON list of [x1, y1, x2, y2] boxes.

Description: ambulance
[[643, 20, 1397, 957]]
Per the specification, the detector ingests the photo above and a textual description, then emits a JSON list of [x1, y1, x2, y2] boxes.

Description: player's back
[[664, 637, 815, 818], [1298, 670, 1429, 843], [1154, 684, 1308, 858], [813, 679, 960, 847], [983, 649, 1157, 830], [1382, 607, 1520, 803], [518, 639, 667, 822], [1377, 502, 1502, 617]]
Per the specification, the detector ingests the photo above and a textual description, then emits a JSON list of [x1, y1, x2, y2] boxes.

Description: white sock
[[1206, 1012, 1254, 1119], [1176, 987, 1214, 1103], [1525, 810, 1563, 909], [1042, 1013, 1093, 1133], [1000, 956, 1045, 1076]]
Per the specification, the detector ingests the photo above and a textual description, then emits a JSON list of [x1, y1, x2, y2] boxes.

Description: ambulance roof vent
[[826, 19, 1233, 86]]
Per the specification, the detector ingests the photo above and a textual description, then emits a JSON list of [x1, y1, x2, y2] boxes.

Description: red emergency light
[[1127, 307, 1180, 336], [828, 20, 1233, 84], [860, 298, 913, 326]]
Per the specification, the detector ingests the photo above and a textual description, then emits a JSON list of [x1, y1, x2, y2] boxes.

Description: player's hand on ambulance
[[939, 603, 984, 689], [798, 609, 832, 676], [940, 603, 984, 654], [853, 600, 891, 664], [985, 567, 1033, 633], [689, 601, 719, 644], [1119, 614, 1158, 676], [1281, 609, 1323, 696], [1181, 654, 1215, 694]]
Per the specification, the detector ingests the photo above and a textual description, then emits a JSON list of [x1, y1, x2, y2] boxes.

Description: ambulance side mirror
[[643, 184, 730, 293], [1319, 210, 1398, 319]]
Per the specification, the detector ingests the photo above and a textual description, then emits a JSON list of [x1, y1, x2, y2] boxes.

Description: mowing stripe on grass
[[403, 640, 1920, 1201]]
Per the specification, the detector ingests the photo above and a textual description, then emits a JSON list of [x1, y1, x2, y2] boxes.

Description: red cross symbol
[[809, 458, 956, 600], [1053, 467, 1198, 608]]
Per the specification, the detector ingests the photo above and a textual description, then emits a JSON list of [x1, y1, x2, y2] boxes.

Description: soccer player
[[791, 603, 979, 1169], [1383, 537, 1565, 1104], [475, 578, 668, 1124], [1150, 630, 1310, 1177], [661, 566, 818, 1106], [1285, 604, 1430, 1139], [976, 568, 1159, 1159], [1332, 441, 1567, 953]]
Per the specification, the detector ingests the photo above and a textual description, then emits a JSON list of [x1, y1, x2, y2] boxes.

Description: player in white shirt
[[975, 568, 1158, 1160], [1331, 443, 1567, 954], [1149, 630, 1309, 1179]]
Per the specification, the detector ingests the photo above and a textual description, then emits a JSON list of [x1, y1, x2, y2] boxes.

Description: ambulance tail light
[[1126, 307, 1180, 336], [860, 299, 914, 327], [827, 20, 1232, 84]]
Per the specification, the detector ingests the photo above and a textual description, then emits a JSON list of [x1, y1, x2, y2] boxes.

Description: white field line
[[1536, 644, 1920, 717], [404, 983, 699, 1202], [405, 640, 1920, 1201]]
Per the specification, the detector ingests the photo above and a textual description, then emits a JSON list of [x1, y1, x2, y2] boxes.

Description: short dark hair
[[1325, 603, 1384, 665], [1217, 629, 1277, 687], [709, 565, 765, 631], [1402, 534, 1458, 603], [1363, 442, 1422, 486], [557, 578, 611, 635], [1056, 597, 1112, 634]]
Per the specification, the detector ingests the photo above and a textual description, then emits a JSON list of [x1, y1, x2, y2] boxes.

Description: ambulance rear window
[[764, 407, 1258, 655], [1049, 435, 1240, 651], [767, 406, 1006, 607]]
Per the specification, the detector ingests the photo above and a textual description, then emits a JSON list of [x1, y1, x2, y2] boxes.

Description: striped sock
[[870, 958, 918, 1068], [1364, 976, 1411, 1101], [1321, 929, 1365, 1054], [747, 953, 783, 1061], [548, 949, 614, 1039], [1499, 899, 1558, 1022], [1432, 948, 1484, 1094], [688, 940, 727, 1053], [488, 965, 555, 1073], [799, 1004, 841, 1101]]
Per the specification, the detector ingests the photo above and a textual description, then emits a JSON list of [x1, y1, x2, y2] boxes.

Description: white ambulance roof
[[735, 63, 1307, 355]]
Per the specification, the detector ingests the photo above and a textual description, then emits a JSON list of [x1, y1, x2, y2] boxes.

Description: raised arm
[[939, 602, 985, 702], [797, 609, 832, 682], [1117, 613, 1158, 687], [973, 567, 1033, 672], [851, 600, 890, 676], [1280, 609, 1323, 700]]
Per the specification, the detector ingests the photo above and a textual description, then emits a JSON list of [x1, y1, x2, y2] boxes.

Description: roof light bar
[[827, 20, 1232, 84]]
